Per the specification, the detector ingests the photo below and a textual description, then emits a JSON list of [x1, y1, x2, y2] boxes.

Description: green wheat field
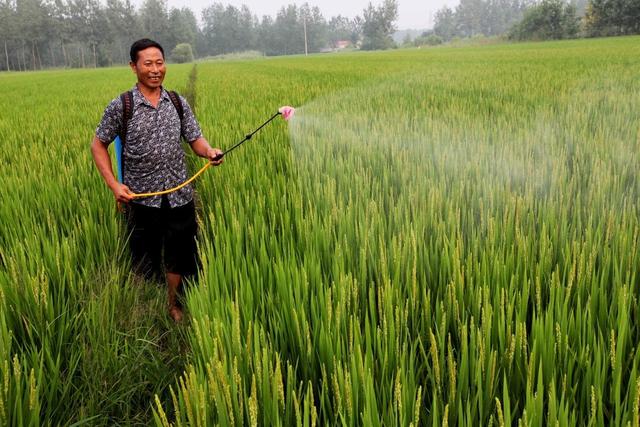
[[0, 36, 639, 426]]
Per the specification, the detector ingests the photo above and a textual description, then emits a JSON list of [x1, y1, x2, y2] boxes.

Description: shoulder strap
[[119, 91, 134, 142], [168, 90, 184, 122], [117, 91, 133, 183]]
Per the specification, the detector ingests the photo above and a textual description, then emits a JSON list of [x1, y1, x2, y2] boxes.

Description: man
[[91, 38, 223, 322]]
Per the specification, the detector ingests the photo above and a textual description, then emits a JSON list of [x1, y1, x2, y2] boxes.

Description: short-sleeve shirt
[[95, 85, 202, 208]]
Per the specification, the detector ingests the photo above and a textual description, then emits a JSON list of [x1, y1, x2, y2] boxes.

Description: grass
[[1, 36, 639, 426]]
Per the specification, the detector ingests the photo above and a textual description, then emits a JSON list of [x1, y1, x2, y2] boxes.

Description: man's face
[[130, 47, 165, 90]]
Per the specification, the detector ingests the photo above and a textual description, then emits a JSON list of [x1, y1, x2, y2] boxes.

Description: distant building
[[321, 40, 353, 53]]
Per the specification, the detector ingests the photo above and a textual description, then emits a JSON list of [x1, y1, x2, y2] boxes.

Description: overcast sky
[[143, 0, 459, 30]]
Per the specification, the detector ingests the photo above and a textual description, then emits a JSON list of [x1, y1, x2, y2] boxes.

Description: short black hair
[[130, 39, 164, 63]]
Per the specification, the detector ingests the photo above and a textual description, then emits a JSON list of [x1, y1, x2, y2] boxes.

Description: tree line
[[0, 0, 399, 71], [1, 0, 637, 72], [430, 0, 639, 42]]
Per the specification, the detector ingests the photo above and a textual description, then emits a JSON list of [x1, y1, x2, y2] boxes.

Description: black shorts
[[126, 196, 199, 280]]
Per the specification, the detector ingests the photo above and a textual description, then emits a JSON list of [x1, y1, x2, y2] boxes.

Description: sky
[[147, 0, 459, 30]]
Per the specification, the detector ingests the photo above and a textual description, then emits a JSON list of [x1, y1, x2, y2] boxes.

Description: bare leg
[[167, 272, 183, 322]]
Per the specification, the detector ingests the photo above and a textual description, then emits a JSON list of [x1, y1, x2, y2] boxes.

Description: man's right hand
[[111, 183, 134, 203]]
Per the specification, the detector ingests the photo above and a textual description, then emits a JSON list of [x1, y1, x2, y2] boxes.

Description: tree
[[168, 7, 197, 50], [139, 0, 170, 49], [433, 6, 456, 40], [237, 5, 257, 52], [86, 0, 111, 67], [455, 0, 486, 37], [328, 15, 362, 47], [361, 0, 398, 50], [433, 0, 530, 40], [351, 16, 363, 44], [256, 15, 277, 55], [299, 3, 328, 53], [50, 0, 73, 67], [584, 0, 640, 36], [494, 0, 531, 34], [16, 0, 50, 70], [65, 0, 108, 67], [328, 15, 352, 47], [0, 0, 16, 70], [273, 4, 302, 55], [201, 3, 222, 56], [508, 0, 579, 40], [105, 0, 141, 64], [201, 3, 257, 56], [414, 34, 443, 46], [573, 0, 590, 15], [170, 42, 193, 63]]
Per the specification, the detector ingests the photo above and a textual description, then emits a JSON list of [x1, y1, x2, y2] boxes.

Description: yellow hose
[[130, 161, 212, 199]]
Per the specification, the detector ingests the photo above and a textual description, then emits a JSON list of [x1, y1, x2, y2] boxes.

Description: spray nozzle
[[278, 106, 295, 121]]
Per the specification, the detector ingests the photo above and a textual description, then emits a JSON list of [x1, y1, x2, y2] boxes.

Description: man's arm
[[90, 136, 133, 203], [189, 136, 224, 166]]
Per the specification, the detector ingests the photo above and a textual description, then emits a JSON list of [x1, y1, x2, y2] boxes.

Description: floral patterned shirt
[[95, 85, 202, 208]]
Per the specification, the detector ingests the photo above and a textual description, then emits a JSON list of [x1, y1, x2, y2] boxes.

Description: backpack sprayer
[[116, 105, 295, 201]]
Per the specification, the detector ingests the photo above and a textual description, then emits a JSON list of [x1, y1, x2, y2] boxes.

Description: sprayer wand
[[128, 106, 295, 200], [211, 111, 281, 162]]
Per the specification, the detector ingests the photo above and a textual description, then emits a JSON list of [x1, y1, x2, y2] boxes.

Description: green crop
[[1, 36, 639, 426]]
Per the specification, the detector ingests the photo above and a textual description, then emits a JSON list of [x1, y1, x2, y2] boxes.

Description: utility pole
[[4, 41, 9, 71], [303, 16, 308, 56]]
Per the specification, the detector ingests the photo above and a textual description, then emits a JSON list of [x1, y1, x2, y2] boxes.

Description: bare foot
[[169, 305, 183, 322]]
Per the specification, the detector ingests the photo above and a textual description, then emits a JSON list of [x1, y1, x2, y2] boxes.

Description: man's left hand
[[207, 148, 224, 166]]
